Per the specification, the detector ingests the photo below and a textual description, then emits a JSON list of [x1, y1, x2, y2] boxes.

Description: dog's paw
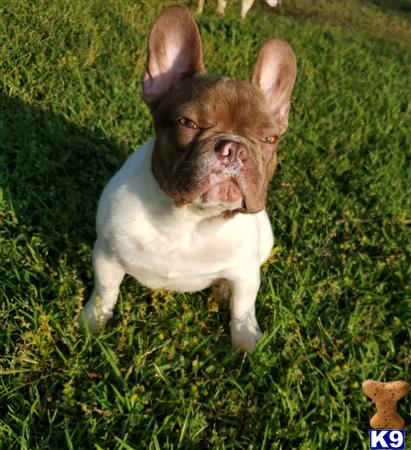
[[230, 315, 263, 352], [80, 298, 112, 334]]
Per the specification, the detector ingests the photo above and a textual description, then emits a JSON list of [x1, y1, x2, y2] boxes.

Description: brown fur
[[151, 75, 279, 214], [143, 6, 296, 217], [143, 6, 204, 111]]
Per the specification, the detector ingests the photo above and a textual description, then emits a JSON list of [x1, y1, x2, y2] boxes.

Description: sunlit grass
[[0, 0, 410, 448]]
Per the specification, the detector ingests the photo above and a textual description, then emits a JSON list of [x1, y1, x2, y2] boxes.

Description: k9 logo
[[369, 430, 405, 449]]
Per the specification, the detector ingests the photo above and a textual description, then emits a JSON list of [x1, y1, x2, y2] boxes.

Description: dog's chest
[[97, 140, 270, 292], [117, 216, 249, 291]]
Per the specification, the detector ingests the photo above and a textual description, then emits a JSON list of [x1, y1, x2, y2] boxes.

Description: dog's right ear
[[143, 6, 204, 111]]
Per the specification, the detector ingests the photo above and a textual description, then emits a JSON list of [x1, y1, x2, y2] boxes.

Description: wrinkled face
[[151, 76, 280, 217], [143, 7, 296, 218]]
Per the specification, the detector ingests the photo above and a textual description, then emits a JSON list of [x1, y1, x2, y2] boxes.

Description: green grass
[[1, 0, 410, 448]]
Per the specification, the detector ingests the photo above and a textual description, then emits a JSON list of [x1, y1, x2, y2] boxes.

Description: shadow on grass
[[368, 0, 411, 18], [0, 92, 235, 344], [0, 93, 127, 272]]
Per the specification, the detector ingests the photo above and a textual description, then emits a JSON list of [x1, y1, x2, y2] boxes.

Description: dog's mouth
[[191, 177, 245, 211], [165, 136, 267, 215], [202, 178, 242, 203]]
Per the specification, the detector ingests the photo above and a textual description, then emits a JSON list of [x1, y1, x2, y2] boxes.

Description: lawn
[[0, 0, 410, 448]]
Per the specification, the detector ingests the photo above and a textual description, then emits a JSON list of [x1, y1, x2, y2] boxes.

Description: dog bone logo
[[362, 380, 409, 429]]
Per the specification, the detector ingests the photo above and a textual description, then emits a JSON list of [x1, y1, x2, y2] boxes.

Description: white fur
[[197, 0, 281, 18], [82, 139, 274, 351]]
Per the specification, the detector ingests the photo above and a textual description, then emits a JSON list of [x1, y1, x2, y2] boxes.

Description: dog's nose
[[214, 140, 248, 162]]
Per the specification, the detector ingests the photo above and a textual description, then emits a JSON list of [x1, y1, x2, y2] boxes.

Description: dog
[[81, 6, 296, 351], [196, 0, 281, 18]]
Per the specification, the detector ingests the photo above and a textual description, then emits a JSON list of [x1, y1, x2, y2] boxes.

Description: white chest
[[112, 209, 256, 291], [96, 140, 273, 292]]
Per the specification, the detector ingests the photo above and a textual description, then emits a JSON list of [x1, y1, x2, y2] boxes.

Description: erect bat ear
[[252, 38, 297, 134], [143, 6, 204, 111]]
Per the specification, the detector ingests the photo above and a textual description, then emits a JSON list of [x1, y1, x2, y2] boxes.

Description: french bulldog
[[81, 5, 296, 351]]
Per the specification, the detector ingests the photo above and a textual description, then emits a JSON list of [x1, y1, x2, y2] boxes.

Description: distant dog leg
[[265, 0, 282, 7], [241, 0, 255, 18], [217, 0, 227, 15], [81, 239, 125, 332], [196, 0, 205, 14]]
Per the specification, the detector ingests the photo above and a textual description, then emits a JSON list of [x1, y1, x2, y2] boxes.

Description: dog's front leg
[[229, 271, 262, 352], [81, 239, 125, 333]]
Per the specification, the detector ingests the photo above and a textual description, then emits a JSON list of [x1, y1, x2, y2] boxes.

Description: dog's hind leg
[[217, 0, 227, 15], [211, 278, 231, 303], [81, 239, 125, 333], [195, 0, 205, 14], [241, 0, 255, 18]]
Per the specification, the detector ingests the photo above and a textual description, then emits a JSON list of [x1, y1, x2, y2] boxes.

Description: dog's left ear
[[252, 38, 297, 134], [143, 6, 204, 111]]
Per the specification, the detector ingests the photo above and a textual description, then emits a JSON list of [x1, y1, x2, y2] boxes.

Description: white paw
[[230, 314, 262, 352], [80, 298, 113, 333]]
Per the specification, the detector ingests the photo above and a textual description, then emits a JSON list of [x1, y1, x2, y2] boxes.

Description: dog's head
[[143, 6, 297, 217]]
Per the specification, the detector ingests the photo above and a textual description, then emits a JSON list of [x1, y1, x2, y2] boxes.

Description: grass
[[0, 0, 410, 448]]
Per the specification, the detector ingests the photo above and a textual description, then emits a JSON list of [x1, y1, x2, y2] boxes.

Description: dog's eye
[[261, 135, 279, 144], [177, 117, 199, 129]]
